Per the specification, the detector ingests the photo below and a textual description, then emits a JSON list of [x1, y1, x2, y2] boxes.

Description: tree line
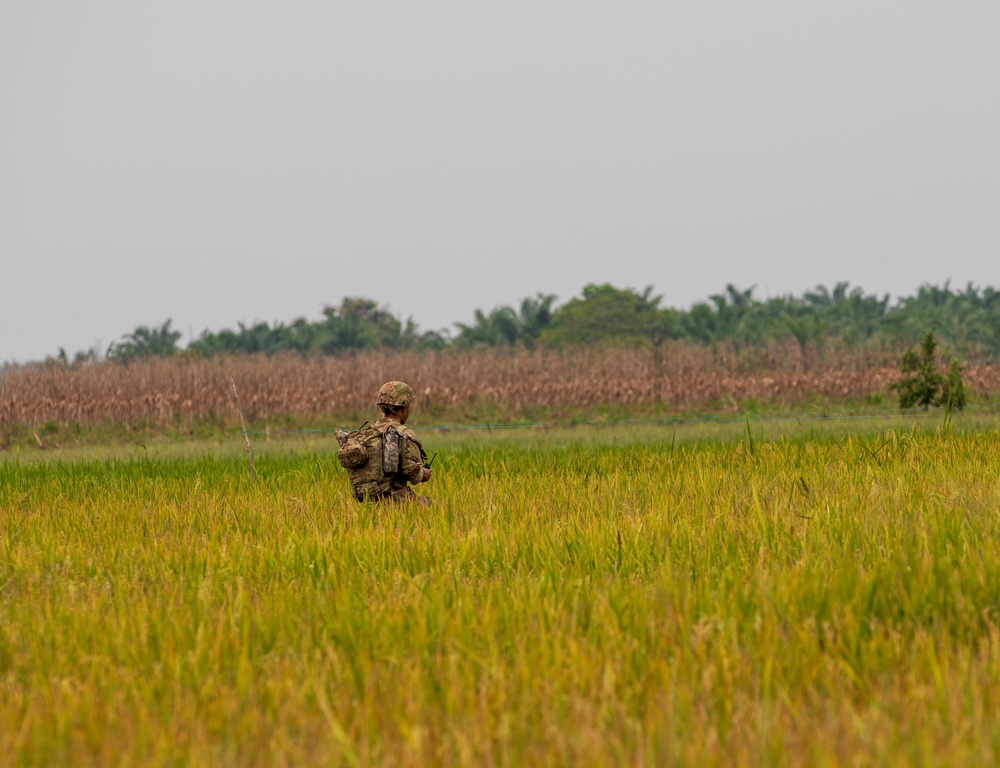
[[80, 281, 1000, 364]]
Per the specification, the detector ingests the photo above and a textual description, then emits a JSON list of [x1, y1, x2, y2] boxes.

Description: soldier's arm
[[400, 431, 428, 484]]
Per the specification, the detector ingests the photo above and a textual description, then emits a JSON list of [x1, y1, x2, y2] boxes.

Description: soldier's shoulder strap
[[399, 427, 427, 463]]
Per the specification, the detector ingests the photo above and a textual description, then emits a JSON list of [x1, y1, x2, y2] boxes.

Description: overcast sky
[[2, 2, 998, 363]]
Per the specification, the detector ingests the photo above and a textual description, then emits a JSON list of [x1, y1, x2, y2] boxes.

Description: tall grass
[[5, 344, 1000, 437], [2, 425, 1000, 765]]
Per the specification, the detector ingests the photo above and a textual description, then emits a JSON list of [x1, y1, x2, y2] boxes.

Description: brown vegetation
[[3, 341, 1000, 431]]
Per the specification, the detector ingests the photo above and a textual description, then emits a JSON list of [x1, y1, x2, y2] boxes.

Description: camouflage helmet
[[376, 381, 414, 408]]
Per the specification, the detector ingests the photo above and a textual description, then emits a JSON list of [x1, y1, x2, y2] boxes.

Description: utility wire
[[244, 404, 1000, 437]]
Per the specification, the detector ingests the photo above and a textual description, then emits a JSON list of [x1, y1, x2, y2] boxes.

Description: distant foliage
[[942, 358, 968, 410], [454, 294, 557, 348], [85, 281, 1000, 364], [537, 284, 671, 347], [890, 330, 945, 409], [107, 320, 182, 363], [889, 329, 967, 410], [186, 297, 447, 357]]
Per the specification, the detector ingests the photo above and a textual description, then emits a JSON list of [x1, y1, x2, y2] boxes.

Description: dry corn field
[[3, 342, 1000, 431]]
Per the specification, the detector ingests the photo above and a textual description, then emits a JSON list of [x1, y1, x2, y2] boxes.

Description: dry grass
[[3, 341, 999, 431]]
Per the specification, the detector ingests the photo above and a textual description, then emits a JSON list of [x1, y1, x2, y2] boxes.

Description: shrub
[[941, 357, 968, 409], [890, 329, 966, 410]]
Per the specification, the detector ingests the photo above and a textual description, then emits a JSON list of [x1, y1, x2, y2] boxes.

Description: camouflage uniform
[[373, 417, 428, 502], [336, 381, 431, 505]]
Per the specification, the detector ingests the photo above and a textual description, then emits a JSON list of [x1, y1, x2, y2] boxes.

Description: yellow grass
[[2, 421, 1000, 765]]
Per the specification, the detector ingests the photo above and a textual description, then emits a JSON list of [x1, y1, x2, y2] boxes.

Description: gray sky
[[3, 2, 998, 363]]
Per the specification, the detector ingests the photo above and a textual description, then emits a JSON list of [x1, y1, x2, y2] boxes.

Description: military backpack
[[335, 423, 404, 501]]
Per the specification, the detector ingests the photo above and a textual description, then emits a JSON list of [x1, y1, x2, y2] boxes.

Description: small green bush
[[889, 329, 966, 410], [941, 357, 968, 409]]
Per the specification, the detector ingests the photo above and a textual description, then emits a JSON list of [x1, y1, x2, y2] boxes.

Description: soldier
[[335, 381, 432, 504]]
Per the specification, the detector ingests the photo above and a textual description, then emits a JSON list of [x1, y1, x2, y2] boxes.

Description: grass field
[[2, 413, 1000, 766]]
